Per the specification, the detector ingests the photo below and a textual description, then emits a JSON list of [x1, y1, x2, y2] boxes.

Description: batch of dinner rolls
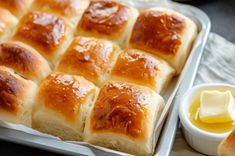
[[0, 0, 197, 155]]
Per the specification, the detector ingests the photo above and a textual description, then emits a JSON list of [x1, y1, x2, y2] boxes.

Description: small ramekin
[[179, 83, 235, 156]]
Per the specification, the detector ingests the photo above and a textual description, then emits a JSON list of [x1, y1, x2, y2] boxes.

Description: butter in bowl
[[179, 84, 235, 156]]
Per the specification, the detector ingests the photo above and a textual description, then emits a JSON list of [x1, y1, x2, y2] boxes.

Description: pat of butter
[[199, 90, 235, 123]]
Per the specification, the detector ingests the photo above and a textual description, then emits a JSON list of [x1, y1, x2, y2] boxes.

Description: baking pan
[[0, 1, 211, 155], [156, 2, 211, 156]]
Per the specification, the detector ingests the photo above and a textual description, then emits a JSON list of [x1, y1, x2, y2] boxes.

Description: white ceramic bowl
[[179, 83, 235, 156]]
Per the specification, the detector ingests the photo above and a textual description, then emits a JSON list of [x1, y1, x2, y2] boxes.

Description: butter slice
[[199, 90, 235, 123]]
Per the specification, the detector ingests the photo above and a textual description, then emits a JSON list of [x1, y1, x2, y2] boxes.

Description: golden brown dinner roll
[[129, 7, 197, 74], [56, 36, 121, 86], [84, 81, 165, 155], [0, 41, 51, 82], [77, 0, 139, 48], [12, 11, 73, 66], [218, 130, 235, 156], [33, 72, 98, 140], [0, 0, 34, 17], [0, 66, 37, 127], [0, 8, 18, 43], [109, 49, 175, 93], [31, 0, 89, 24]]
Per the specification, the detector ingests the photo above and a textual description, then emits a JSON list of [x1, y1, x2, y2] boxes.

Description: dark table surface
[[1, 0, 235, 155], [186, 0, 235, 43]]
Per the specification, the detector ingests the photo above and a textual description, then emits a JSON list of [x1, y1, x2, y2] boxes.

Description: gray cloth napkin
[[172, 32, 235, 156]]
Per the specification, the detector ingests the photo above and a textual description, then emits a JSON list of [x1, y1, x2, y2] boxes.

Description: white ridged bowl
[[178, 83, 235, 155]]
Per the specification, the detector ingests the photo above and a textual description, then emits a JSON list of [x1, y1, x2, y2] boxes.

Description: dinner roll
[[129, 7, 197, 74], [77, 0, 139, 48], [218, 130, 235, 156], [33, 72, 98, 140], [109, 49, 175, 93], [84, 81, 165, 156], [57, 36, 121, 86], [12, 11, 73, 66], [0, 41, 51, 82], [0, 0, 34, 17], [31, 0, 89, 25], [0, 66, 37, 127], [0, 8, 18, 43]]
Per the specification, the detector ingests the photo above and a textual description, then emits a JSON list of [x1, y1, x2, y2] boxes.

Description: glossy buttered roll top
[[91, 81, 151, 138], [77, 0, 139, 47], [130, 10, 185, 55], [12, 11, 73, 65], [84, 81, 165, 155], [0, 41, 51, 82], [110, 49, 175, 93], [79, 0, 129, 36], [36, 73, 96, 122], [112, 49, 161, 82], [13, 12, 66, 57], [129, 8, 197, 73], [57, 36, 120, 86], [33, 72, 98, 140]]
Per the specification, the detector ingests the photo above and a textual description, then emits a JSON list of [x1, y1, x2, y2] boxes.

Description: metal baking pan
[[156, 3, 211, 156], [0, 1, 210, 155]]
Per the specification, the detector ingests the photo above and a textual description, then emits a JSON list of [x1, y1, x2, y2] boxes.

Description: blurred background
[[174, 0, 235, 43]]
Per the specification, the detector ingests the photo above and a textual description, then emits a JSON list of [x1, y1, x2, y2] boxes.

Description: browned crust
[[78, 0, 130, 38], [90, 81, 151, 139], [130, 10, 185, 56]]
